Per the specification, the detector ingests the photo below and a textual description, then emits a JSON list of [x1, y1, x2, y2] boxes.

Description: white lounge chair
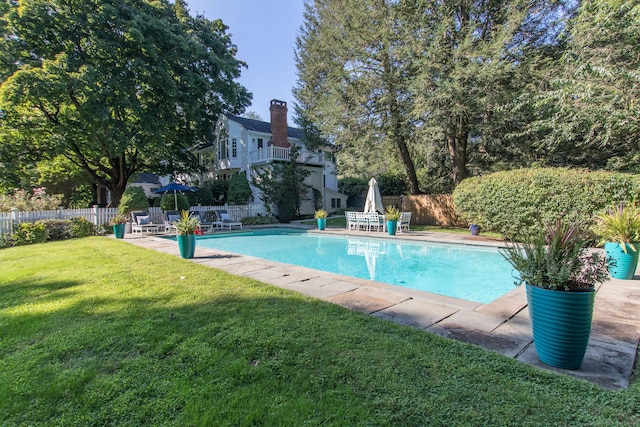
[[215, 210, 242, 230], [131, 210, 160, 235]]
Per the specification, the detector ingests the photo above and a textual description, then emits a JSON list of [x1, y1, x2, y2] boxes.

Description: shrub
[[312, 188, 322, 210], [0, 234, 11, 249], [70, 217, 96, 238], [0, 187, 63, 212], [195, 187, 215, 206], [453, 168, 640, 239], [41, 219, 73, 241], [12, 221, 48, 246], [209, 180, 229, 205], [378, 172, 409, 196], [68, 184, 96, 208], [118, 187, 150, 216], [338, 177, 368, 198], [159, 193, 189, 211], [241, 215, 278, 225], [227, 173, 253, 205]]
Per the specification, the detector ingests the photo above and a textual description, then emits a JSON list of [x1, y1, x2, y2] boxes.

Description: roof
[[227, 115, 305, 140], [133, 173, 161, 184]]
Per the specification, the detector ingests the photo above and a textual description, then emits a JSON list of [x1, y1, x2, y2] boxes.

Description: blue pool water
[[192, 228, 516, 304]]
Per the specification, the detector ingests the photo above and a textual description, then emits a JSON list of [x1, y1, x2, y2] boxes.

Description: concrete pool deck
[[119, 226, 639, 390]]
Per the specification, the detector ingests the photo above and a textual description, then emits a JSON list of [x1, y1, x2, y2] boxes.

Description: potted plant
[[500, 220, 609, 370], [173, 210, 200, 259], [314, 209, 328, 230], [110, 214, 128, 239], [384, 205, 401, 236], [593, 201, 640, 279]]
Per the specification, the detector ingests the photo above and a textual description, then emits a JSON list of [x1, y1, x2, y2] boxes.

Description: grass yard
[[1, 237, 638, 426]]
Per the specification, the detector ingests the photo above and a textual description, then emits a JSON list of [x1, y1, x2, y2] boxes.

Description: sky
[[186, 0, 306, 123]]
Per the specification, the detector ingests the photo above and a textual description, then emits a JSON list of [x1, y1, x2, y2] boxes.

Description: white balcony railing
[[249, 146, 324, 165]]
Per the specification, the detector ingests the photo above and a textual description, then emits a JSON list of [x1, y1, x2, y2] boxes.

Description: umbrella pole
[[174, 192, 178, 211]]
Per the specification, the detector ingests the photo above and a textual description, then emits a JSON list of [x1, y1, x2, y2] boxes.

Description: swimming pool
[[189, 228, 516, 304]]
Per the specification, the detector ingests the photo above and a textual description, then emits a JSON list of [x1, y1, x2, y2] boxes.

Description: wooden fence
[[381, 194, 467, 227], [0, 204, 268, 236]]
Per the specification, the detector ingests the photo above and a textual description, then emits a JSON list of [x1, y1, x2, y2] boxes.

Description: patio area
[[119, 227, 639, 390]]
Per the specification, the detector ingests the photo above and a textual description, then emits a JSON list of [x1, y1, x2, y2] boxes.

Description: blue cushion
[[137, 215, 150, 225], [168, 215, 180, 222]]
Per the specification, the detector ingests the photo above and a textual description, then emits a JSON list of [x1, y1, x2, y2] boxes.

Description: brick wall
[[269, 99, 289, 148]]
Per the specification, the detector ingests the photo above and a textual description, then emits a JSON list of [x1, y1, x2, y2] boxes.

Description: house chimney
[[269, 99, 289, 148]]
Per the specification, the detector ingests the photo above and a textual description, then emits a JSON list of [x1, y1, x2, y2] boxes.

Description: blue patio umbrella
[[153, 182, 196, 210]]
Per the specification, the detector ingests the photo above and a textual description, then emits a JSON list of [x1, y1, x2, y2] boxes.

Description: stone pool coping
[[119, 226, 639, 390]]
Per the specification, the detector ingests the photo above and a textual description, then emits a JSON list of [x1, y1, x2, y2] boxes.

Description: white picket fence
[[0, 204, 268, 236]]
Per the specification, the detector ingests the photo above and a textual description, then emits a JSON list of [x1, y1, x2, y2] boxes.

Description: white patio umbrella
[[363, 177, 384, 214]]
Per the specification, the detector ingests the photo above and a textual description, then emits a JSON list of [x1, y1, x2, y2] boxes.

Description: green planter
[[526, 284, 594, 370], [113, 223, 125, 239], [177, 234, 196, 259], [387, 220, 397, 236], [604, 242, 639, 279], [317, 218, 326, 230]]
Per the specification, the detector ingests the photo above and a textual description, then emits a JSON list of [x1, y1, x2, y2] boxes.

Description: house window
[[257, 138, 263, 149], [331, 198, 342, 209], [217, 126, 229, 160], [232, 138, 237, 158]]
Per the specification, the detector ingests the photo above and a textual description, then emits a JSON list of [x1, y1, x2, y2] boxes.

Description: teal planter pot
[[604, 242, 639, 279], [317, 218, 326, 230], [177, 234, 196, 259], [526, 284, 594, 370], [387, 220, 397, 236], [113, 223, 125, 239]]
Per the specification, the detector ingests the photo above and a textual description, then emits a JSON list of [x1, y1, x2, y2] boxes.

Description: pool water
[[193, 228, 516, 304]]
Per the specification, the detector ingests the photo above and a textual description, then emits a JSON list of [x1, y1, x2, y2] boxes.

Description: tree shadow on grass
[[0, 279, 84, 311]]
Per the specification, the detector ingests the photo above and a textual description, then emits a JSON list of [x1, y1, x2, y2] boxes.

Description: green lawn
[[1, 237, 638, 426]]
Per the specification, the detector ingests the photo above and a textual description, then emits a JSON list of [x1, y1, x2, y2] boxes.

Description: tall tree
[[521, 0, 640, 170], [0, 0, 251, 205], [252, 145, 310, 222], [295, 0, 421, 194], [295, 0, 570, 190]]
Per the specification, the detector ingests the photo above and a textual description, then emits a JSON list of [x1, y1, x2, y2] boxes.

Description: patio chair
[[131, 210, 160, 235], [354, 212, 369, 231], [346, 211, 358, 230], [397, 212, 412, 233], [189, 210, 217, 232], [367, 211, 383, 232], [163, 210, 180, 234], [214, 209, 243, 230]]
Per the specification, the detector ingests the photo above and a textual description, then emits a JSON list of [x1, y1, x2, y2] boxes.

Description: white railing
[[249, 146, 324, 165], [0, 204, 268, 236]]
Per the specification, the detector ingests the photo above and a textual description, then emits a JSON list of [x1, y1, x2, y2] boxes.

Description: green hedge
[[452, 168, 640, 238], [1, 217, 96, 248], [241, 215, 278, 225]]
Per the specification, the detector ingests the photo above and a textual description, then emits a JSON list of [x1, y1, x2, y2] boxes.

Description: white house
[[187, 100, 347, 215]]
